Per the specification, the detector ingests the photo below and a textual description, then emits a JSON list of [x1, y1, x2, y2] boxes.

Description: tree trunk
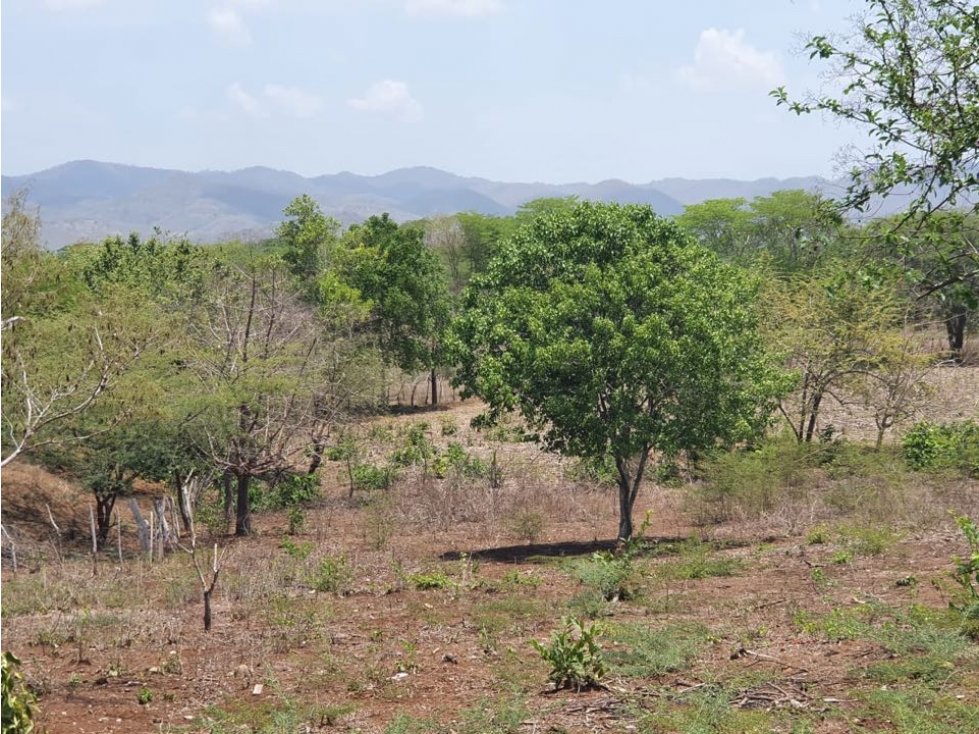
[[203, 588, 213, 632], [95, 493, 116, 547], [430, 368, 439, 406], [805, 391, 823, 443], [946, 307, 967, 358], [222, 472, 234, 531], [617, 479, 634, 542], [235, 473, 251, 536]]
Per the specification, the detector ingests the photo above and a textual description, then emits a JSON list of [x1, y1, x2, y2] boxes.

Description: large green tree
[[454, 202, 784, 540]]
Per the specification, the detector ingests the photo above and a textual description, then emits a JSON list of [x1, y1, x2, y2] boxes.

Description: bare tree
[[186, 260, 370, 535]]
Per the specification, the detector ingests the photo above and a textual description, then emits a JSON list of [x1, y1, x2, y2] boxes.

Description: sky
[[1, 0, 867, 182]]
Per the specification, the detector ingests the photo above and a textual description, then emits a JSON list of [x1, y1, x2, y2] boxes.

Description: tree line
[[2, 0, 976, 543]]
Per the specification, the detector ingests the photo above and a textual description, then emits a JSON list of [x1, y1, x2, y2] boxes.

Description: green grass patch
[[656, 539, 743, 581], [607, 622, 709, 678]]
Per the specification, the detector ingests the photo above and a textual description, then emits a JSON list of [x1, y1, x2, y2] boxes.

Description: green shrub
[[575, 551, 637, 602], [253, 472, 320, 510], [2, 652, 36, 734], [431, 442, 486, 479], [390, 423, 436, 466], [310, 554, 352, 595], [565, 456, 618, 486], [903, 420, 979, 477], [351, 463, 397, 491], [408, 571, 454, 590], [531, 617, 607, 691], [508, 510, 545, 544], [279, 538, 314, 561]]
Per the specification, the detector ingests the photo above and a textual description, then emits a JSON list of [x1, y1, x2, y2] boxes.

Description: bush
[[431, 442, 486, 479], [903, 420, 979, 477], [253, 472, 320, 510], [351, 463, 397, 492], [508, 510, 545, 545], [531, 617, 607, 691], [2, 651, 36, 734], [310, 554, 352, 595], [575, 551, 637, 602], [689, 437, 815, 523]]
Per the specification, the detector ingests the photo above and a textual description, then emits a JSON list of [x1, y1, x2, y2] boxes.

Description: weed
[[806, 525, 830, 545], [508, 510, 545, 545], [531, 616, 607, 691], [657, 538, 742, 580], [286, 506, 305, 535], [453, 696, 529, 734], [838, 524, 902, 556], [137, 686, 153, 705], [574, 550, 638, 602], [499, 569, 541, 589], [279, 538, 313, 561], [606, 623, 708, 678], [309, 554, 352, 595], [408, 570, 454, 590], [857, 688, 979, 733], [352, 463, 397, 491], [831, 549, 852, 565]]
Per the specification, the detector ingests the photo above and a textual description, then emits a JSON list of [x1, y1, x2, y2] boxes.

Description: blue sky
[[1, 0, 865, 182]]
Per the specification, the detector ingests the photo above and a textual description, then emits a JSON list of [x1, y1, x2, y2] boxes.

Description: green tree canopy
[[340, 214, 452, 404], [453, 202, 785, 539], [276, 194, 339, 290]]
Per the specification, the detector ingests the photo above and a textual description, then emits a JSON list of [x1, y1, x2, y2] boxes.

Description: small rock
[[442, 654, 457, 664], [391, 672, 409, 681], [252, 683, 264, 695], [235, 664, 251, 677]]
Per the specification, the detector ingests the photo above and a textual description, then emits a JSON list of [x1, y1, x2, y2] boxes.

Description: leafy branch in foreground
[[773, 0, 979, 223]]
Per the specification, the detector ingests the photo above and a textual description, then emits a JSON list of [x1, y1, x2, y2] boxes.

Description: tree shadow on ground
[[439, 535, 699, 564]]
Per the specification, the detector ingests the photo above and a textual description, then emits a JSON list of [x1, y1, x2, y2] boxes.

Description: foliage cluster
[[903, 420, 979, 477]]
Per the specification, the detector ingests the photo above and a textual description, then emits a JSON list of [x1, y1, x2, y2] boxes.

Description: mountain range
[[1, 160, 849, 249]]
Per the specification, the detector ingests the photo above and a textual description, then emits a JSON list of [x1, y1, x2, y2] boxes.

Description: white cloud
[[208, 7, 251, 45], [348, 80, 423, 121], [263, 84, 324, 118], [676, 28, 785, 91], [405, 0, 502, 18], [226, 82, 268, 117], [43, 0, 106, 9]]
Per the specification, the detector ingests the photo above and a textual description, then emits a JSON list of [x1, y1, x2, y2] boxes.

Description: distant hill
[[3, 160, 845, 249]]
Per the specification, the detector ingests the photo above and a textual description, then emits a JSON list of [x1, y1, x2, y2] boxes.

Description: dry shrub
[[684, 437, 979, 537]]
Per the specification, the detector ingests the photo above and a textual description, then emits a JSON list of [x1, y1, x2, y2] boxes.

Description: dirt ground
[[2, 369, 978, 734]]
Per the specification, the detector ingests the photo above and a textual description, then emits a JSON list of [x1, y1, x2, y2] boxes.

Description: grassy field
[[2, 369, 978, 734]]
